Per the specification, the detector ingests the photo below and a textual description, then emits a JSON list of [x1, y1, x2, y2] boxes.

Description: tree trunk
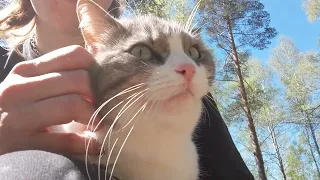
[[308, 123, 320, 158], [305, 128, 320, 178], [226, 16, 267, 180], [268, 125, 287, 180]]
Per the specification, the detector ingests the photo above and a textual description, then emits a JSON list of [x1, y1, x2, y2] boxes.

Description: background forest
[[1, 0, 319, 180], [125, 0, 320, 179]]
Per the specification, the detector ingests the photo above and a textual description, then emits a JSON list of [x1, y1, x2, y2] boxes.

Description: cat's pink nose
[[175, 63, 196, 82]]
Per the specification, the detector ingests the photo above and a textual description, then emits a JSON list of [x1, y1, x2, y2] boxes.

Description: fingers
[[3, 94, 101, 131], [0, 70, 93, 108], [28, 133, 100, 155], [11, 45, 95, 77]]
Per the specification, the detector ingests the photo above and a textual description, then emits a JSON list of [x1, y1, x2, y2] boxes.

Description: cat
[[74, 0, 215, 179]]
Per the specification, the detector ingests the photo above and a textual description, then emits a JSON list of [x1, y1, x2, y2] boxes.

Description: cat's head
[[77, 0, 215, 129]]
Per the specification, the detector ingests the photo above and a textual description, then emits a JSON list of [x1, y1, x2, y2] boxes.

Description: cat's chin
[[166, 90, 195, 103]]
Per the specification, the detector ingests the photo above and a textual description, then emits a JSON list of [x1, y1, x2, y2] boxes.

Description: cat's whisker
[[96, 90, 147, 170], [116, 90, 148, 118], [85, 84, 146, 178], [119, 96, 148, 131], [87, 83, 146, 132], [104, 99, 148, 178], [88, 85, 145, 133], [111, 92, 146, 132], [109, 100, 149, 179], [86, 94, 133, 180], [96, 90, 147, 176], [85, 84, 146, 154], [109, 124, 135, 180], [104, 137, 118, 180], [106, 93, 159, 178]]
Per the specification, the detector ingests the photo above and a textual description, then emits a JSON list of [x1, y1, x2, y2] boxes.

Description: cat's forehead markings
[[168, 34, 184, 52]]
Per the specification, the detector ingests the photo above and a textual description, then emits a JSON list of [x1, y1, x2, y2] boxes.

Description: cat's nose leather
[[175, 63, 196, 82]]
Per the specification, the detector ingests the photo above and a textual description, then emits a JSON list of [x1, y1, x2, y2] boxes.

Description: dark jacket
[[0, 47, 255, 180]]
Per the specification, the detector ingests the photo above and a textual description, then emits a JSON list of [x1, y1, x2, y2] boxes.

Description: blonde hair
[[0, 0, 124, 52]]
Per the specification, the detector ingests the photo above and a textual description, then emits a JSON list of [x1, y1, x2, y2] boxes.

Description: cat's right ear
[[77, 0, 124, 54]]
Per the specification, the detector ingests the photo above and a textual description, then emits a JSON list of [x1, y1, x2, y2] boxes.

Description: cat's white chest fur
[[95, 100, 202, 180]]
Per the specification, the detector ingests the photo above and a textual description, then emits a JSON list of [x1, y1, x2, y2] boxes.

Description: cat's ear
[[77, 0, 123, 53]]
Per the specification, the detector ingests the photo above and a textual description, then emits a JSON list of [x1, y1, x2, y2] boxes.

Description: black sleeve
[[0, 47, 25, 82], [195, 94, 254, 180], [0, 150, 118, 180]]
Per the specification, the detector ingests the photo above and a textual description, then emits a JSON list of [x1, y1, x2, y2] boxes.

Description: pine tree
[[197, 1, 277, 179]]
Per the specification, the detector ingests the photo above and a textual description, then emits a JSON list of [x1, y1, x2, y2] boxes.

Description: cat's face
[[77, 0, 214, 128]]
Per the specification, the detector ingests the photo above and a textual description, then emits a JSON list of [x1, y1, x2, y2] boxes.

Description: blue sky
[[251, 0, 320, 61], [225, 0, 320, 174]]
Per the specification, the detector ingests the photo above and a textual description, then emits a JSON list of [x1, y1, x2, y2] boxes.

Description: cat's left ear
[[77, 0, 124, 53]]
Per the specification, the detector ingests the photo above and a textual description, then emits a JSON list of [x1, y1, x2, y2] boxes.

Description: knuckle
[[67, 45, 94, 65], [11, 61, 29, 74], [0, 83, 22, 102], [69, 45, 88, 56]]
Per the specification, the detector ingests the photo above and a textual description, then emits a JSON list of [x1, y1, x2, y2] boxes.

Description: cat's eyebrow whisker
[[121, 0, 148, 34], [191, 22, 208, 37], [185, 0, 202, 33]]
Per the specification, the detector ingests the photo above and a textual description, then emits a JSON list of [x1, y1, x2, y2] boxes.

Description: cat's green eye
[[130, 45, 152, 60], [188, 47, 200, 60]]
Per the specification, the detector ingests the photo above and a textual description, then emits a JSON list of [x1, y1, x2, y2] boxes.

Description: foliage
[[302, 0, 320, 22], [126, 0, 194, 24], [197, 0, 277, 53]]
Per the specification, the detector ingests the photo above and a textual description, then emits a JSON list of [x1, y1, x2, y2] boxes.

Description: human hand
[[0, 45, 101, 155]]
